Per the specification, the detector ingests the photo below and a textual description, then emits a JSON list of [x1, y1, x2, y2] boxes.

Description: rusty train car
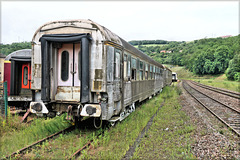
[[30, 19, 172, 128], [4, 49, 32, 109]]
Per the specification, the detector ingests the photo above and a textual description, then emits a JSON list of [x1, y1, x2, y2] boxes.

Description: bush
[[234, 72, 240, 81], [226, 54, 240, 81]]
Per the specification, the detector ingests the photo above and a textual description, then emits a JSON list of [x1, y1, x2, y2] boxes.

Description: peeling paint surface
[[55, 86, 80, 101]]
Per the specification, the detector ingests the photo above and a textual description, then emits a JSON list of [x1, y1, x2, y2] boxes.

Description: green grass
[[0, 113, 72, 158], [23, 128, 99, 159], [79, 88, 166, 159], [2, 86, 198, 159], [132, 86, 196, 159], [79, 86, 196, 159]]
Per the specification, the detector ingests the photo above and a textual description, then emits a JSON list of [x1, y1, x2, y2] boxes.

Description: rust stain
[[57, 87, 71, 93], [93, 81, 102, 90], [95, 69, 103, 79]]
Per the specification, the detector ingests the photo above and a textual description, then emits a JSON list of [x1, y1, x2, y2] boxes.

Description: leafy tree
[[0, 42, 31, 55], [226, 54, 240, 81], [131, 36, 239, 80], [193, 53, 206, 75], [213, 46, 230, 73]]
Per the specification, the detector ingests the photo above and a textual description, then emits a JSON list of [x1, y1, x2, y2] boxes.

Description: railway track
[[182, 80, 240, 137], [68, 102, 166, 160], [189, 80, 240, 99], [4, 125, 75, 159], [122, 102, 165, 160], [67, 130, 104, 159]]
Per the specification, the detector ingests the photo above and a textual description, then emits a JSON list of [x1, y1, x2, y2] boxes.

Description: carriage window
[[131, 58, 137, 80], [128, 55, 131, 80], [139, 61, 143, 80], [61, 51, 69, 81], [149, 65, 152, 80], [114, 51, 120, 79], [160, 68, 163, 77], [153, 66, 155, 80], [156, 67, 159, 80], [23, 67, 28, 86], [145, 63, 148, 80], [124, 54, 127, 80], [131, 58, 136, 69]]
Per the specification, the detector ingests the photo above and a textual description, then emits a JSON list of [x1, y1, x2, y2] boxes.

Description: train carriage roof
[[162, 65, 172, 72], [5, 49, 32, 61], [33, 19, 167, 69]]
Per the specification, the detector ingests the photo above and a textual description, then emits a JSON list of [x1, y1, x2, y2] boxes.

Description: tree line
[[0, 36, 239, 81], [129, 40, 184, 45], [0, 42, 31, 55], [132, 35, 240, 81]]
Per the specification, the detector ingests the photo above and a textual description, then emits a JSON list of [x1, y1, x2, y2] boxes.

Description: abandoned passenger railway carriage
[[4, 49, 32, 108], [30, 19, 172, 127]]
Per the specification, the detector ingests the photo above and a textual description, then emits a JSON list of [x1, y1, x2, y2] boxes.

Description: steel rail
[[67, 140, 92, 159], [4, 125, 75, 159], [189, 80, 240, 99], [182, 80, 240, 137], [186, 81, 240, 114], [67, 130, 104, 160]]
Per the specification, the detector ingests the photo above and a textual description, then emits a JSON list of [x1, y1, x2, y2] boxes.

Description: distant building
[[179, 50, 183, 53], [166, 51, 172, 53], [160, 50, 166, 53], [219, 35, 232, 38]]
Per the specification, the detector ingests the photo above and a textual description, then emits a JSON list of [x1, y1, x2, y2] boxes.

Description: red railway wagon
[[4, 49, 32, 109], [4, 61, 11, 96]]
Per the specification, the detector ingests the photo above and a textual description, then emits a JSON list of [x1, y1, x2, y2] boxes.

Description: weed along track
[[4, 125, 75, 159], [122, 102, 165, 160], [68, 128, 106, 159], [183, 80, 240, 136]]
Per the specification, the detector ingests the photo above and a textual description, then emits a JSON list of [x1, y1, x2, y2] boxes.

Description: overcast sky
[[1, 1, 239, 44]]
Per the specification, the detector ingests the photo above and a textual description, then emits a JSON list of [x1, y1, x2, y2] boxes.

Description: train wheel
[[93, 115, 102, 129]]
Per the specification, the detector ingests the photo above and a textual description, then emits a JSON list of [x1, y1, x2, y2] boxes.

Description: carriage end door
[[55, 43, 81, 101]]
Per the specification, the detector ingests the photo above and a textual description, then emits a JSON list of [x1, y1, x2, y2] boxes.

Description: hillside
[[0, 36, 239, 81], [130, 35, 240, 81]]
